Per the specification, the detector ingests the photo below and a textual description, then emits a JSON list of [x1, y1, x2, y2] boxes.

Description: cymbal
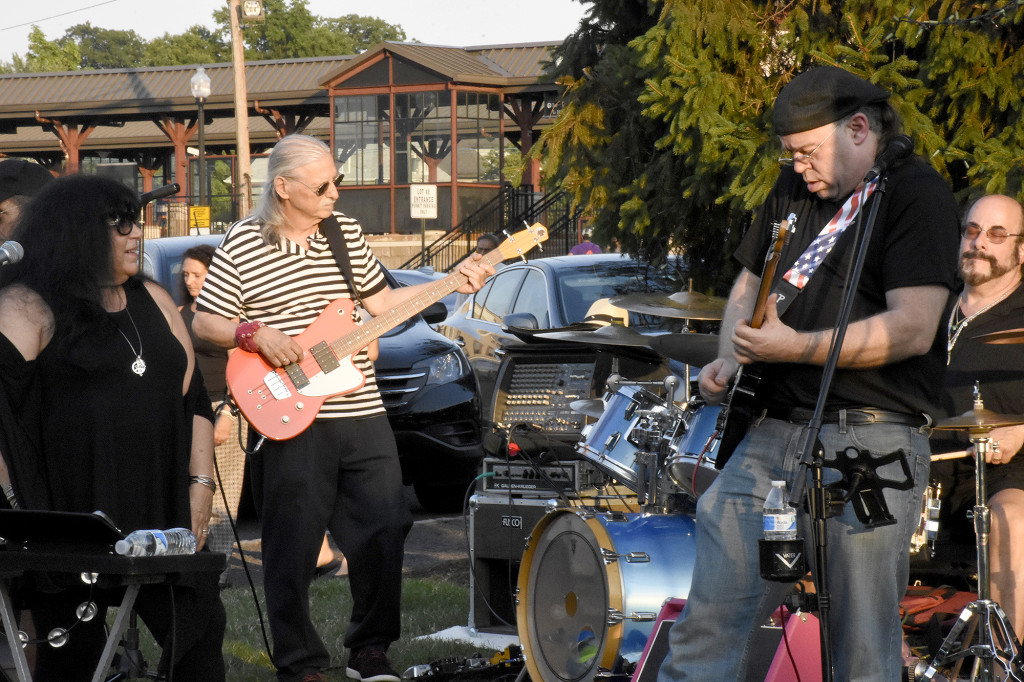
[[648, 333, 719, 368], [534, 325, 652, 348], [609, 292, 727, 320], [933, 407, 1024, 432], [569, 399, 605, 418], [975, 328, 1024, 345]]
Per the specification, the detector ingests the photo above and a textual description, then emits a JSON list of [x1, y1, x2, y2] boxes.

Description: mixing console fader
[[494, 359, 596, 435]]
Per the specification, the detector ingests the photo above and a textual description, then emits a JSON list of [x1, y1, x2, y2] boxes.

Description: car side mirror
[[502, 312, 539, 331], [421, 301, 448, 324]]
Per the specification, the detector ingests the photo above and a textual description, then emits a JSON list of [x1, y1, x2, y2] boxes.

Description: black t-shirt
[[733, 157, 959, 417]]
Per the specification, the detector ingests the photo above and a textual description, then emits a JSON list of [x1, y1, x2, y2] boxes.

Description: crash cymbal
[[570, 399, 605, 418], [975, 327, 1024, 345], [610, 291, 727, 320], [933, 407, 1024, 432], [534, 324, 652, 348], [648, 333, 719, 368]]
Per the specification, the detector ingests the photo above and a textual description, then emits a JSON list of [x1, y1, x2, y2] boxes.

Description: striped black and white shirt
[[197, 213, 388, 419]]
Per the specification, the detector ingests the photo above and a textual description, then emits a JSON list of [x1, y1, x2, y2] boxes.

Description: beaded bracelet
[[3, 485, 18, 509], [235, 320, 266, 352], [189, 474, 217, 494]]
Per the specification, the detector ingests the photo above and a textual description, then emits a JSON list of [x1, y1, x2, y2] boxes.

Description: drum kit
[[515, 290, 730, 682], [512, 296, 1024, 681]]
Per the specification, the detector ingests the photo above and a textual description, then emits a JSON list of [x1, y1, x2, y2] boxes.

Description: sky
[[0, 0, 590, 60]]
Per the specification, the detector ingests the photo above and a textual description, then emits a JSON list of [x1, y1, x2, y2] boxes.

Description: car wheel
[[413, 478, 476, 513]]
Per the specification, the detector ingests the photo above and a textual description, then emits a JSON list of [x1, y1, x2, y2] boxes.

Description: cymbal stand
[[922, 426, 1024, 682]]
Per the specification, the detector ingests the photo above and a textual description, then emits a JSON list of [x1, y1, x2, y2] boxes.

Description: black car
[[142, 235, 484, 512]]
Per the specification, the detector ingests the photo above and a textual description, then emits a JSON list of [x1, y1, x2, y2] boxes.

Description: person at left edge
[[0, 175, 225, 680], [193, 134, 493, 682]]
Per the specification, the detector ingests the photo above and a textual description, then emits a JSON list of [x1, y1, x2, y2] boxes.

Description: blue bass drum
[[516, 510, 697, 682]]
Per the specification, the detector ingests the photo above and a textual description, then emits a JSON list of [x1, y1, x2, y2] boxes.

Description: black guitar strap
[[319, 214, 360, 305]]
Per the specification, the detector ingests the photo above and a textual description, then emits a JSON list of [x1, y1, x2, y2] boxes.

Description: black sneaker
[[345, 648, 399, 682]]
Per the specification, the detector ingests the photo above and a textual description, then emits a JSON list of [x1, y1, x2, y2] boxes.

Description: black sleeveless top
[[32, 280, 193, 532]]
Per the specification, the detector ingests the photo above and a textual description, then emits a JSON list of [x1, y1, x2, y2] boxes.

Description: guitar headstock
[[493, 223, 549, 264]]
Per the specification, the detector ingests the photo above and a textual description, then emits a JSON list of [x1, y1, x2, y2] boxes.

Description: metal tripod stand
[[924, 389, 1024, 682]]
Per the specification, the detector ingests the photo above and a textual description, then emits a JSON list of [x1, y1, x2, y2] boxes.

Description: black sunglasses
[[106, 213, 140, 235], [291, 172, 345, 197]]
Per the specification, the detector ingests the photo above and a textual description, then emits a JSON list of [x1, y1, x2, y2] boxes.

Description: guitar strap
[[772, 179, 878, 317], [319, 214, 361, 306]]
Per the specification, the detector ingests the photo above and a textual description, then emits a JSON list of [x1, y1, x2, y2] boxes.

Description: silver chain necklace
[[116, 302, 147, 376], [946, 279, 1020, 364]]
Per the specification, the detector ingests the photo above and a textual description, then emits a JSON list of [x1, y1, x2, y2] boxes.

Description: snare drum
[[576, 386, 681, 491], [666, 404, 723, 498], [517, 510, 697, 682]]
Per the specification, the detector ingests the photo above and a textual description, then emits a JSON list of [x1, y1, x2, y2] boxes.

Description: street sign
[[410, 184, 437, 220], [189, 205, 211, 230]]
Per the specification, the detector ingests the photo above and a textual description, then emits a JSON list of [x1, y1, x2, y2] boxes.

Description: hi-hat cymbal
[[648, 333, 719, 368], [569, 399, 605, 418], [975, 328, 1024, 345], [534, 325, 651, 348], [933, 407, 1024, 432], [609, 292, 727, 320]]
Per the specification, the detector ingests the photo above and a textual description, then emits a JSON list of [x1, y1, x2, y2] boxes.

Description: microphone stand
[[786, 174, 889, 682]]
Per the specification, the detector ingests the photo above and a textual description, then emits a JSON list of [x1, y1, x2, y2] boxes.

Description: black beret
[[773, 66, 891, 136], [0, 159, 54, 204]]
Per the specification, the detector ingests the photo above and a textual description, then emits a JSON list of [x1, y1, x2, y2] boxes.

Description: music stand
[[0, 510, 224, 682], [922, 389, 1024, 681]]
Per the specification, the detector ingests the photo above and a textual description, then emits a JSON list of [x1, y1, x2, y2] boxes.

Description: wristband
[[235, 320, 266, 352]]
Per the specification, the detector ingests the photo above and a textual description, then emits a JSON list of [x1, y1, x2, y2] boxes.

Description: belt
[[764, 406, 931, 428]]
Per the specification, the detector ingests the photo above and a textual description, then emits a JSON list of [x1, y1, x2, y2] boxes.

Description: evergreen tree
[[538, 0, 1024, 293]]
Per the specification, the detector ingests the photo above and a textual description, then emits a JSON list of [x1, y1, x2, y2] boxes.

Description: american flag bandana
[[781, 179, 878, 290]]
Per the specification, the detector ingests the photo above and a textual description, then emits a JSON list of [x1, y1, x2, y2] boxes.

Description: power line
[[0, 0, 122, 34]]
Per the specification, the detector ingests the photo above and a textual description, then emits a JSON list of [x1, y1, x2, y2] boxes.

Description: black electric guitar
[[714, 217, 794, 468]]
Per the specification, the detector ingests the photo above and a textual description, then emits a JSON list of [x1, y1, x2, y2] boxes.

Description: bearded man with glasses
[[659, 67, 960, 681], [193, 134, 493, 682], [931, 194, 1024, 637]]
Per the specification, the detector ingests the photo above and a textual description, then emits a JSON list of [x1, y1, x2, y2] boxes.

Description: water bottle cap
[[114, 539, 129, 555]]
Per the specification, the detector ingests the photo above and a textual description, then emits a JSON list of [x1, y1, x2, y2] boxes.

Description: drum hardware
[[922, 384, 1024, 681], [600, 547, 651, 564], [609, 291, 727, 320], [606, 610, 658, 625], [910, 481, 943, 558]]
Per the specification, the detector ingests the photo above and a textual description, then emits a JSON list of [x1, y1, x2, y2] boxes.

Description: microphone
[[139, 183, 180, 205], [863, 134, 913, 183], [0, 240, 24, 267]]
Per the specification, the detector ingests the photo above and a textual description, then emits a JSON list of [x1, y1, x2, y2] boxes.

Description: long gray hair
[[253, 134, 334, 244]]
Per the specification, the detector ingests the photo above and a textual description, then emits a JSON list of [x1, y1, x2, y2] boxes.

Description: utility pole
[[229, 0, 254, 216]]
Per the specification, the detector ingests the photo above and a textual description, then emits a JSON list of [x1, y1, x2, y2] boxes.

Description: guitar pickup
[[309, 341, 340, 374], [284, 363, 310, 390]]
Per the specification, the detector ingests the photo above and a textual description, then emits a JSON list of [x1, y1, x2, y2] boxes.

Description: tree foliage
[[0, 1, 405, 72], [537, 0, 1024, 293]]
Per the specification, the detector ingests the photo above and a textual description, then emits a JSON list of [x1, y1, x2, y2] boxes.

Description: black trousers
[[251, 415, 411, 681]]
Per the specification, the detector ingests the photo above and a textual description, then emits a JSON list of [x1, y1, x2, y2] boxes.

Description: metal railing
[[398, 186, 582, 271]]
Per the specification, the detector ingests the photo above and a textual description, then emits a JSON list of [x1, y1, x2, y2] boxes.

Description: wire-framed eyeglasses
[[778, 125, 838, 167], [961, 223, 1023, 244], [290, 172, 345, 197]]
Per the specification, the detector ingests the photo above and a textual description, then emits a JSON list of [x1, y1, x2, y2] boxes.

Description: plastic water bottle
[[115, 528, 197, 557], [763, 481, 797, 541]]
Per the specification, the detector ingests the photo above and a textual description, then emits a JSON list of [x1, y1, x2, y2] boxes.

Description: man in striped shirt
[[193, 134, 493, 682]]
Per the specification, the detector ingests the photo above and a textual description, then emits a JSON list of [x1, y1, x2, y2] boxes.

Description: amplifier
[[481, 457, 600, 496], [468, 494, 557, 632]]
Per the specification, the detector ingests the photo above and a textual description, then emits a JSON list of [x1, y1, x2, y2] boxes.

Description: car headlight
[[417, 350, 468, 386]]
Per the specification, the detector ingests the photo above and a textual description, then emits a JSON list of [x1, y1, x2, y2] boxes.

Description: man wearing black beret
[[659, 66, 960, 680]]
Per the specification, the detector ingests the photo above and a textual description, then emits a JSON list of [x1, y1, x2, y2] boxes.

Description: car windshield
[[555, 261, 687, 330]]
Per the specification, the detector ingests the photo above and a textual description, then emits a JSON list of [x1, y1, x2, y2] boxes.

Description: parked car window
[[476, 269, 524, 323], [511, 269, 549, 328]]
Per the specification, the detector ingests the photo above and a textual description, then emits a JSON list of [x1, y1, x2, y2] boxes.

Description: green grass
[[128, 576, 491, 680]]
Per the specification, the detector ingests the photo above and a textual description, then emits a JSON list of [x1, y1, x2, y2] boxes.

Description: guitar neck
[[330, 250, 503, 358]]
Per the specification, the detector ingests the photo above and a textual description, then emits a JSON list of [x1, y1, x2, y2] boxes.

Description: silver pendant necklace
[[116, 301, 146, 376]]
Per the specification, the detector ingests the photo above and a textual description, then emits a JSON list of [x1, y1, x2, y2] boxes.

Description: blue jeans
[[658, 416, 931, 682]]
